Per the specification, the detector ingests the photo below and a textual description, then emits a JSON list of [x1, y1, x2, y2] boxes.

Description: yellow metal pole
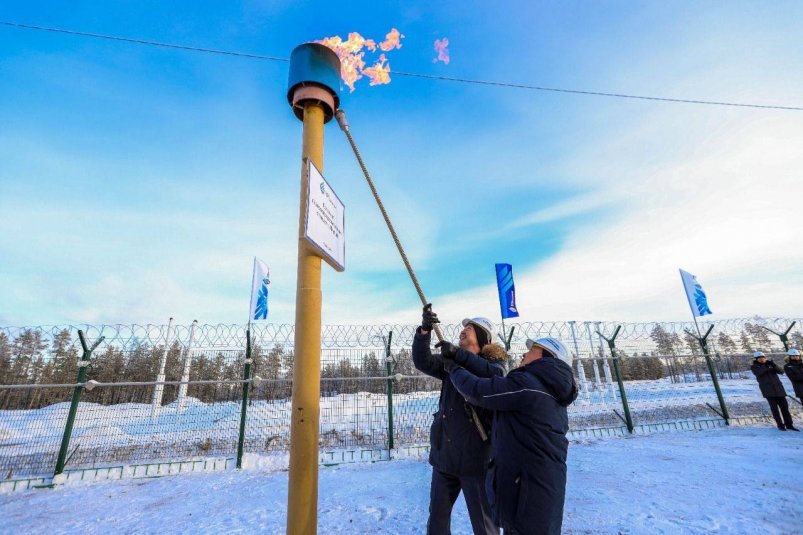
[[287, 101, 325, 535]]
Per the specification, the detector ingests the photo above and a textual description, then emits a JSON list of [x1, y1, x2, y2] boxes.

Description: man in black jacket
[[446, 336, 578, 535], [412, 304, 506, 535], [783, 348, 803, 404], [751, 351, 797, 431]]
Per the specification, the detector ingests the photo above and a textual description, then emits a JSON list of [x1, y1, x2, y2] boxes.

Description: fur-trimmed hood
[[479, 343, 508, 362]]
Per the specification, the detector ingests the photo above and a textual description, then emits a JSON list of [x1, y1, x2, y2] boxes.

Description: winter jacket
[[784, 358, 803, 398], [450, 356, 579, 535], [751, 360, 787, 398], [412, 328, 507, 477]]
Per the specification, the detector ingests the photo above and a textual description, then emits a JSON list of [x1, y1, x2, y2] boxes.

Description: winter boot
[[787, 425, 800, 432], [777, 425, 787, 431]]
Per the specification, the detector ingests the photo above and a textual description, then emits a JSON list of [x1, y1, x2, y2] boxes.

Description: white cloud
[[422, 110, 803, 324]]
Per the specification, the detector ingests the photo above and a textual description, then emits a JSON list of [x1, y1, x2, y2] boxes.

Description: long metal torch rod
[[335, 109, 444, 343], [335, 110, 487, 443]]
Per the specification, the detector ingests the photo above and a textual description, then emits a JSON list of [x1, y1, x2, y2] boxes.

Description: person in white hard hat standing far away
[[412, 304, 508, 535], [444, 336, 578, 535], [751, 351, 797, 431], [783, 348, 803, 406]]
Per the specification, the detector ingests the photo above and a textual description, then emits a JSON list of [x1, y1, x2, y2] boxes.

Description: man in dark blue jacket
[[446, 336, 578, 535], [751, 351, 797, 431], [412, 304, 507, 535]]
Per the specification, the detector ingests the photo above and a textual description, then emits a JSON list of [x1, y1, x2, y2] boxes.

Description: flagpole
[[679, 269, 729, 424], [679, 269, 703, 337], [248, 257, 257, 329], [691, 314, 703, 339]]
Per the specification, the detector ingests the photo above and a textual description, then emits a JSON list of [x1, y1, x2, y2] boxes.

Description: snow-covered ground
[[1, 426, 800, 534]]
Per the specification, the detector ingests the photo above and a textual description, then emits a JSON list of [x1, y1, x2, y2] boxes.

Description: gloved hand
[[436, 341, 461, 372], [421, 303, 440, 331], [435, 340, 458, 360]]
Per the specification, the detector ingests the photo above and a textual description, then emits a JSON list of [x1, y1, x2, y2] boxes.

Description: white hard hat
[[526, 337, 572, 368], [461, 317, 496, 346], [753, 351, 766, 359], [788, 349, 801, 357]]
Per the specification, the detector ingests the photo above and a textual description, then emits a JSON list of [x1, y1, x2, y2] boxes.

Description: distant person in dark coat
[[445, 336, 578, 535], [412, 304, 507, 535], [784, 348, 803, 403], [751, 351, 797, 431]]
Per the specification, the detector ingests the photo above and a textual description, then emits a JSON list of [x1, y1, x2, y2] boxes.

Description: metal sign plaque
[[304, 160, 345, 272]]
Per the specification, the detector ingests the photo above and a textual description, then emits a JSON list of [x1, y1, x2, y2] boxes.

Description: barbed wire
[[1, 317, 799, 355]]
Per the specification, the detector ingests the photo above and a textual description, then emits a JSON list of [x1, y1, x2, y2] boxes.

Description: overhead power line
[[392, 71, 803, 111], [0, 21, 288, 62], [3, 20, 801, 112]]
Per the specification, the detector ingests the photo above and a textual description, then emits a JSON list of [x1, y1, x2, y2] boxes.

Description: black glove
[[421, 303, 440, 331], [436, 341, 460, 372], [435, 340, 458, 359]]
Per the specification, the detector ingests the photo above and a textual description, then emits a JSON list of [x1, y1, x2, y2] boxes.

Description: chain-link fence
[[1, 318, 801, 487]]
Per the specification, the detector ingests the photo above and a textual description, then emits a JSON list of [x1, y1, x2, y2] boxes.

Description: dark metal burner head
[[287, 43, 341, 122]]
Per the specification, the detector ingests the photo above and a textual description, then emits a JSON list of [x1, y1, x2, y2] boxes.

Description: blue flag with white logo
[[495, 263, 519, 319], [249, 257, 270, 322], [679, 269, 712, 317]]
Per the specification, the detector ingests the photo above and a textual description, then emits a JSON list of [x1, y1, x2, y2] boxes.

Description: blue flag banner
[[679, 269, 712, 317], [495, 263, 520, 319], [249, 257, 270, 321]]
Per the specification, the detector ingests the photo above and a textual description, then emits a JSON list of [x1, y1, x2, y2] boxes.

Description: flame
[[433, 38, 450, 64], [316, 28, 405, 91], [378, 28, 404, 52], [363, 54, 391, 86]]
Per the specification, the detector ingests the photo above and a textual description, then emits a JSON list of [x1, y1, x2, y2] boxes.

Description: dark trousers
[[766, 396, 793, 428], [427, 468, 498, 535]]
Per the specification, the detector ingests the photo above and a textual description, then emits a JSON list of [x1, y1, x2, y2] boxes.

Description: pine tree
[[0, 332, 12, 408], [739, 330, 754, 353], [744, 323, 773, 352], [361, 352, 382, 393], [716, 332, 738, 355], [86, 345, 126, 404], [123, 341, 157, 403], [0, 332, 12, 385], [683, 331, 701, 356], [10, 329, 47, 384], [650, 325, 678, 356]]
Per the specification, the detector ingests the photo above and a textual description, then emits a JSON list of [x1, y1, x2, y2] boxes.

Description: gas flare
[[363, 54, 391, 86], [379, 28, 404, 51], [433, 38, 450, 64], [316, 28, 405, 91]]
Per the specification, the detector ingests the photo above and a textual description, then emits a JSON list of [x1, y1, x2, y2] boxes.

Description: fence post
[[384, 331, 395, 452], [151, 317, 174, 420], [596, 321, 617, 399], [693, 325, 730, 424], [55, 330, 104, 476], [177, 320, 198, 413], [584, 322, 603, 388], [569, 321, 589, 401], [596, 326, 633, 433], [237, 329, 253, 469], [759, 321, 796, 352]]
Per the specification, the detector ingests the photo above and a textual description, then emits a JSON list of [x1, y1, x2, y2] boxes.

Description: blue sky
[[1, 1, 802, 327]]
